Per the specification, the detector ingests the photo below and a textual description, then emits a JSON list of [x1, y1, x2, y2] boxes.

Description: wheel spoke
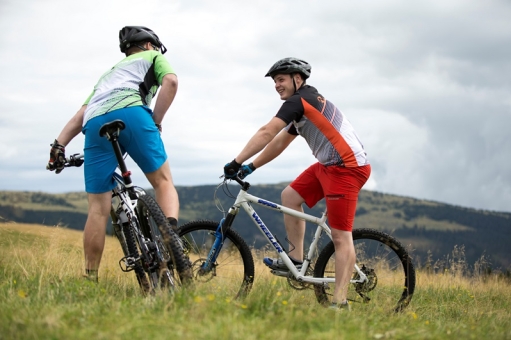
[[179, 220, 254, 299], [314, 228, 415, 312]]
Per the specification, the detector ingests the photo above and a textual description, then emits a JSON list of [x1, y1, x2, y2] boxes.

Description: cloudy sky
[[1, 0, 510, 213]]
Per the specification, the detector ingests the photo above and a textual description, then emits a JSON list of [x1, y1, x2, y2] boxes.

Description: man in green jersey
[[47, 26, 179, 281]]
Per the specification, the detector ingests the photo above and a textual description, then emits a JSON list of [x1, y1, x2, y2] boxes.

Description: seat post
[[99, 120, 135, 194], [109, 136, 133, 187]]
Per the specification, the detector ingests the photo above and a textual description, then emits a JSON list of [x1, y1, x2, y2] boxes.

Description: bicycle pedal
[[119, 256, 138, 272], [270, 269, 291, 277]]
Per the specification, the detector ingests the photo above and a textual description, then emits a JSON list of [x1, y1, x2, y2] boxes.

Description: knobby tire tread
[[179, 219, 255, 299], [122, 221, 151, 293], [137, 194, 193, 285], [313, 228, 416, 312]]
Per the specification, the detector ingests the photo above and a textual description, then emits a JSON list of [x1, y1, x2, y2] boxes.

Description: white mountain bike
[[179, 176, 415, 312]]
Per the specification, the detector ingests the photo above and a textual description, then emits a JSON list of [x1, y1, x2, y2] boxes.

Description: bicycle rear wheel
[[179, 220, 254, 299], [314, 228, 415, 312], [120, 221, 152, 293], [137, 194, 192, 291]]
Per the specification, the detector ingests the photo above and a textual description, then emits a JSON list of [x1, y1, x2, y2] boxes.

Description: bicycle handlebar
[[64, 153, 85, 168], [225, 175, 251, 190]]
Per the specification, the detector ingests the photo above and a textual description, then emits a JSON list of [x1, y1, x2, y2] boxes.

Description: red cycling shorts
[[290, 163, 371, 231]]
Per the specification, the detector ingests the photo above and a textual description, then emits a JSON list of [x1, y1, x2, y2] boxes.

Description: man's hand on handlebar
[[46, 139, 66, 174], [238, 163, 256, 179], [224, 159, 242, 179]]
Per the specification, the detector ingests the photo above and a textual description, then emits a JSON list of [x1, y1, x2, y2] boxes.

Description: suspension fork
[[199, 206, 239, 273]]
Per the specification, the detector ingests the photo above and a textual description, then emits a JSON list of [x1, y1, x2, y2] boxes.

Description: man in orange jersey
[[223, 57, 371, 311]]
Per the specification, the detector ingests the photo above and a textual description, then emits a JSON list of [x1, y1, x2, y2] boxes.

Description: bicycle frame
[[110, 168, 168, 274], [66, 154, 157, 273], [208, 181, 369, 285], [110, 173, 141, 255], [111, 173, 137, 224], [65, 156, 160, 275]]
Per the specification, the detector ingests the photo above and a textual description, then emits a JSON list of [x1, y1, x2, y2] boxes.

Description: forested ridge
[[1, 184, 509, 270]]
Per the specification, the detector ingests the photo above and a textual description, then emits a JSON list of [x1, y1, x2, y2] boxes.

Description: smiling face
[[273, 73, 303, 100]]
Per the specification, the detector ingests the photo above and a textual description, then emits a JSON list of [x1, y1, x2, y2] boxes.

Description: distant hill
[[0, 183, 510, 271]]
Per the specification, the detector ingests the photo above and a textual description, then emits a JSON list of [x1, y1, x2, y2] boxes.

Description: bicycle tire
[[136, 194, 193, 289], [179, 220, 255, 299], [121, 221, 152, 293], [313, 228, 416, 312]]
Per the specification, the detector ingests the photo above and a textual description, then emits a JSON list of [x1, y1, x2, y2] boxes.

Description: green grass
[[1, 223, 510, 340]]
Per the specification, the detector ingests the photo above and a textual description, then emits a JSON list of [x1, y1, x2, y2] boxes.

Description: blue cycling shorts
[[82, 106, 167, 194]]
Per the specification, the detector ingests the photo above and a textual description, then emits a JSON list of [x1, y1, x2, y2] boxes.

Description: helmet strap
[[134, 43, 148, 51], [291, 73, 297, 93]]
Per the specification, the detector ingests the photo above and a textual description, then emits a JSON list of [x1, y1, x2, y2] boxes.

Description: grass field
[[1, 222, 510, 340]]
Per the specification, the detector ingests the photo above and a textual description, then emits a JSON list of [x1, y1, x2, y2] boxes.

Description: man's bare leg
[[281, 185, 306, 262], [83, 192, 111, 280], [145, 160, 179, 220], [331, 228, 356, 304]]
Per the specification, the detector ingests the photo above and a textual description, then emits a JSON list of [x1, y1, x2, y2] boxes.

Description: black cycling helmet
[[265, 57, 311, 79], [119, 26, 167, 54]]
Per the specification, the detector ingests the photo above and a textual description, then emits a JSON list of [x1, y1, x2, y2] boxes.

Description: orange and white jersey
[[275, 85, 369, 167]]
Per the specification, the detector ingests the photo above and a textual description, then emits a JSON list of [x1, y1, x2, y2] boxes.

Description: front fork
[[199, 207, 238, 274]]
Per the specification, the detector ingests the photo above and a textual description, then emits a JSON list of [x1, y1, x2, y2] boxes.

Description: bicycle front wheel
[[314, 228, 416, 312], [179, 220, 255, 299], [137, 194, 192, 291]]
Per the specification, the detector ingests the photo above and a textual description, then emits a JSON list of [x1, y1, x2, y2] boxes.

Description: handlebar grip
[[65, 153, 85, 167], [232, 176, 248, 188], [221, 174, 250, 189]]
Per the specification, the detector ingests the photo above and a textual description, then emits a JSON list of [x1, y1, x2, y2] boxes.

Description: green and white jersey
[[82, 50, 175, 125]]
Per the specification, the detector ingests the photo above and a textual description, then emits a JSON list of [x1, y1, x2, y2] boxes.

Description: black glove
[[239, 163, 256, 179], [224, 159, 242, 179], [47, 139, 66, 174]]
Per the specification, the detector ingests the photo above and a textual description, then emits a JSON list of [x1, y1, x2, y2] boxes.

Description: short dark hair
[[125, 41, 150, 56]]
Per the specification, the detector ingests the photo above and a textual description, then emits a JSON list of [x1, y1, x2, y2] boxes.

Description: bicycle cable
[[214, 177, 250, 218], [213, 180, 229, 217]]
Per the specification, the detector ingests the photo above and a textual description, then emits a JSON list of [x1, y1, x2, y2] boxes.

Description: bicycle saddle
[[99, 120, 126, 137]]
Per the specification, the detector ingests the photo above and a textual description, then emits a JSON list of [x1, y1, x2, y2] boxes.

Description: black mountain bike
[[64, 119, 191, 293]]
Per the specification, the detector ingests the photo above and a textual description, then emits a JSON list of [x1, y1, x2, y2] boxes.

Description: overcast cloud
[[0, 0, 510, 213]]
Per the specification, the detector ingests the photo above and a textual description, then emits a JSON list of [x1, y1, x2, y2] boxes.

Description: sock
[[85, 269, 98, 282], [167, 217, 178, 232], [289, 257, 303, 265]]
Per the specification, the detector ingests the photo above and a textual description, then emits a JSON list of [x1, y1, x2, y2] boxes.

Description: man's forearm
[[235, 117, 288, 163], [252, 131, 295, 168], [56, 105, 86, 145], [153, 74, 178, 124], [235, 129, 276, 163]]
